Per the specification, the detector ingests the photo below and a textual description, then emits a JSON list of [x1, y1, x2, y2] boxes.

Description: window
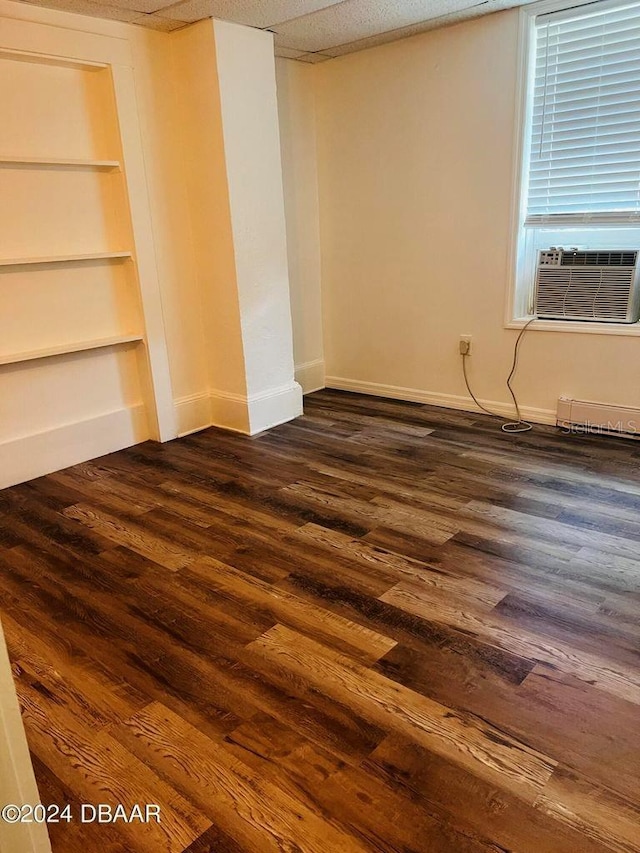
[[512, 0, 640, 327]]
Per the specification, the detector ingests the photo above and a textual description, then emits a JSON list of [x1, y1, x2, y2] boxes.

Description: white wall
[[309, 10, 640, 422], [213, 20, 302, 432], [276, 59, 325, 394], [171, 20, 302, 435], [170, 19, 248, 432]]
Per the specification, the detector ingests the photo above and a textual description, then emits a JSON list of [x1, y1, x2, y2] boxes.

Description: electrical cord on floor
[[461, 317, 537, 434]]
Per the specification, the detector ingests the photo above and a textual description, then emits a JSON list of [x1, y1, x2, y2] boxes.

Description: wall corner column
[[171, 18, 303, 436]]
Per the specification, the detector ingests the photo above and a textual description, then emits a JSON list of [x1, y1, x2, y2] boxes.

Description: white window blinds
[[525, 1, 640, 226]]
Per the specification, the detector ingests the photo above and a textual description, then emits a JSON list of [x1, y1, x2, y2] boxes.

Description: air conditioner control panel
[[538, 247, 582, 266], [539, 250, 561, 266]]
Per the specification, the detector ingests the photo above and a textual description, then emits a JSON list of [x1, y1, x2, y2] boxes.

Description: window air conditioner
[[534, 248, 640, 323]]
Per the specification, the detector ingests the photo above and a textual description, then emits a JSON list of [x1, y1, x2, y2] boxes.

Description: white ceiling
[[16, 0, 540, 59]]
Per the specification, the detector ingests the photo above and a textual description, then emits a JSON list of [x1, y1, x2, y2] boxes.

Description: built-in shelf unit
[[0, 39, 163, 482]]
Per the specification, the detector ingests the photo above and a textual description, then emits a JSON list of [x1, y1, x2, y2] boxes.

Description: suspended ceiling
[[16, 0, 540, 60]]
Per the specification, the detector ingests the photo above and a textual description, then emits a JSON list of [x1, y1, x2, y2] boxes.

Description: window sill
[[506, 317, 640, 337]]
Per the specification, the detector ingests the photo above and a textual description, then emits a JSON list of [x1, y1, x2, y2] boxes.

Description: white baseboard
[[247, 381, 303, 434], [209, 388, 251, 434], [325, 375, 556, 426], [174, 392, 217, 437], [295, 359, 325, 394], [0, 405, 149, 490], [205, 382, 304, 436], [174, 382, 302, 437]]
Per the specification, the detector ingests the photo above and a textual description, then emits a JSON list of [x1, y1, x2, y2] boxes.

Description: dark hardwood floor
[[1, 389, 640, 852]]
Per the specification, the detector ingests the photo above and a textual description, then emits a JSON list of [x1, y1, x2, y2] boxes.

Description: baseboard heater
[[557, 396, 640, 438]]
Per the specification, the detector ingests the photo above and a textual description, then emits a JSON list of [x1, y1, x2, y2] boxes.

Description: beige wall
[[307, 10, 640, 421], [131, 25, 210, 408], [170, 20, 246, 406], [276, 58, 325, 394]]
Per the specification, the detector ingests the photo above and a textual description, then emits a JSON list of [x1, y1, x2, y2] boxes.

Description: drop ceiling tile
[[272, 0, 470, 52], [131, 12, 189, 28], [322, 0, 488, 55], [14, 0, 539, 52], [159, 0, 345, 26], [17, 0, 141, 21], [275, 46, 309, 58], [322, 0, 540, 56]]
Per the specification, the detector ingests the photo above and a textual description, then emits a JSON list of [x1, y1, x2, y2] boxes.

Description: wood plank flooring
[[1, 389, 640, 852]]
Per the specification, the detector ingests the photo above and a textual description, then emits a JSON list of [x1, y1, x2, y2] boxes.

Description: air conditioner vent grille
[[560, 251, 637, 266], [534, 248, 640, 323]]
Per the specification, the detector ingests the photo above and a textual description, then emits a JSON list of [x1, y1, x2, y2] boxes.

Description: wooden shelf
[[0, 156, 120, 170], [0, 252, 132, 267], [0, 48, 108, 71], [0, 334, 143, 366]]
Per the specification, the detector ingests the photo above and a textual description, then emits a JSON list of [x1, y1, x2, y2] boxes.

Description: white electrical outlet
[[459, 335, 472, 355]]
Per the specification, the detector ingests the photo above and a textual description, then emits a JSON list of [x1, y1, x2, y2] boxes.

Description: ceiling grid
[[15, 0, 539, 59]]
